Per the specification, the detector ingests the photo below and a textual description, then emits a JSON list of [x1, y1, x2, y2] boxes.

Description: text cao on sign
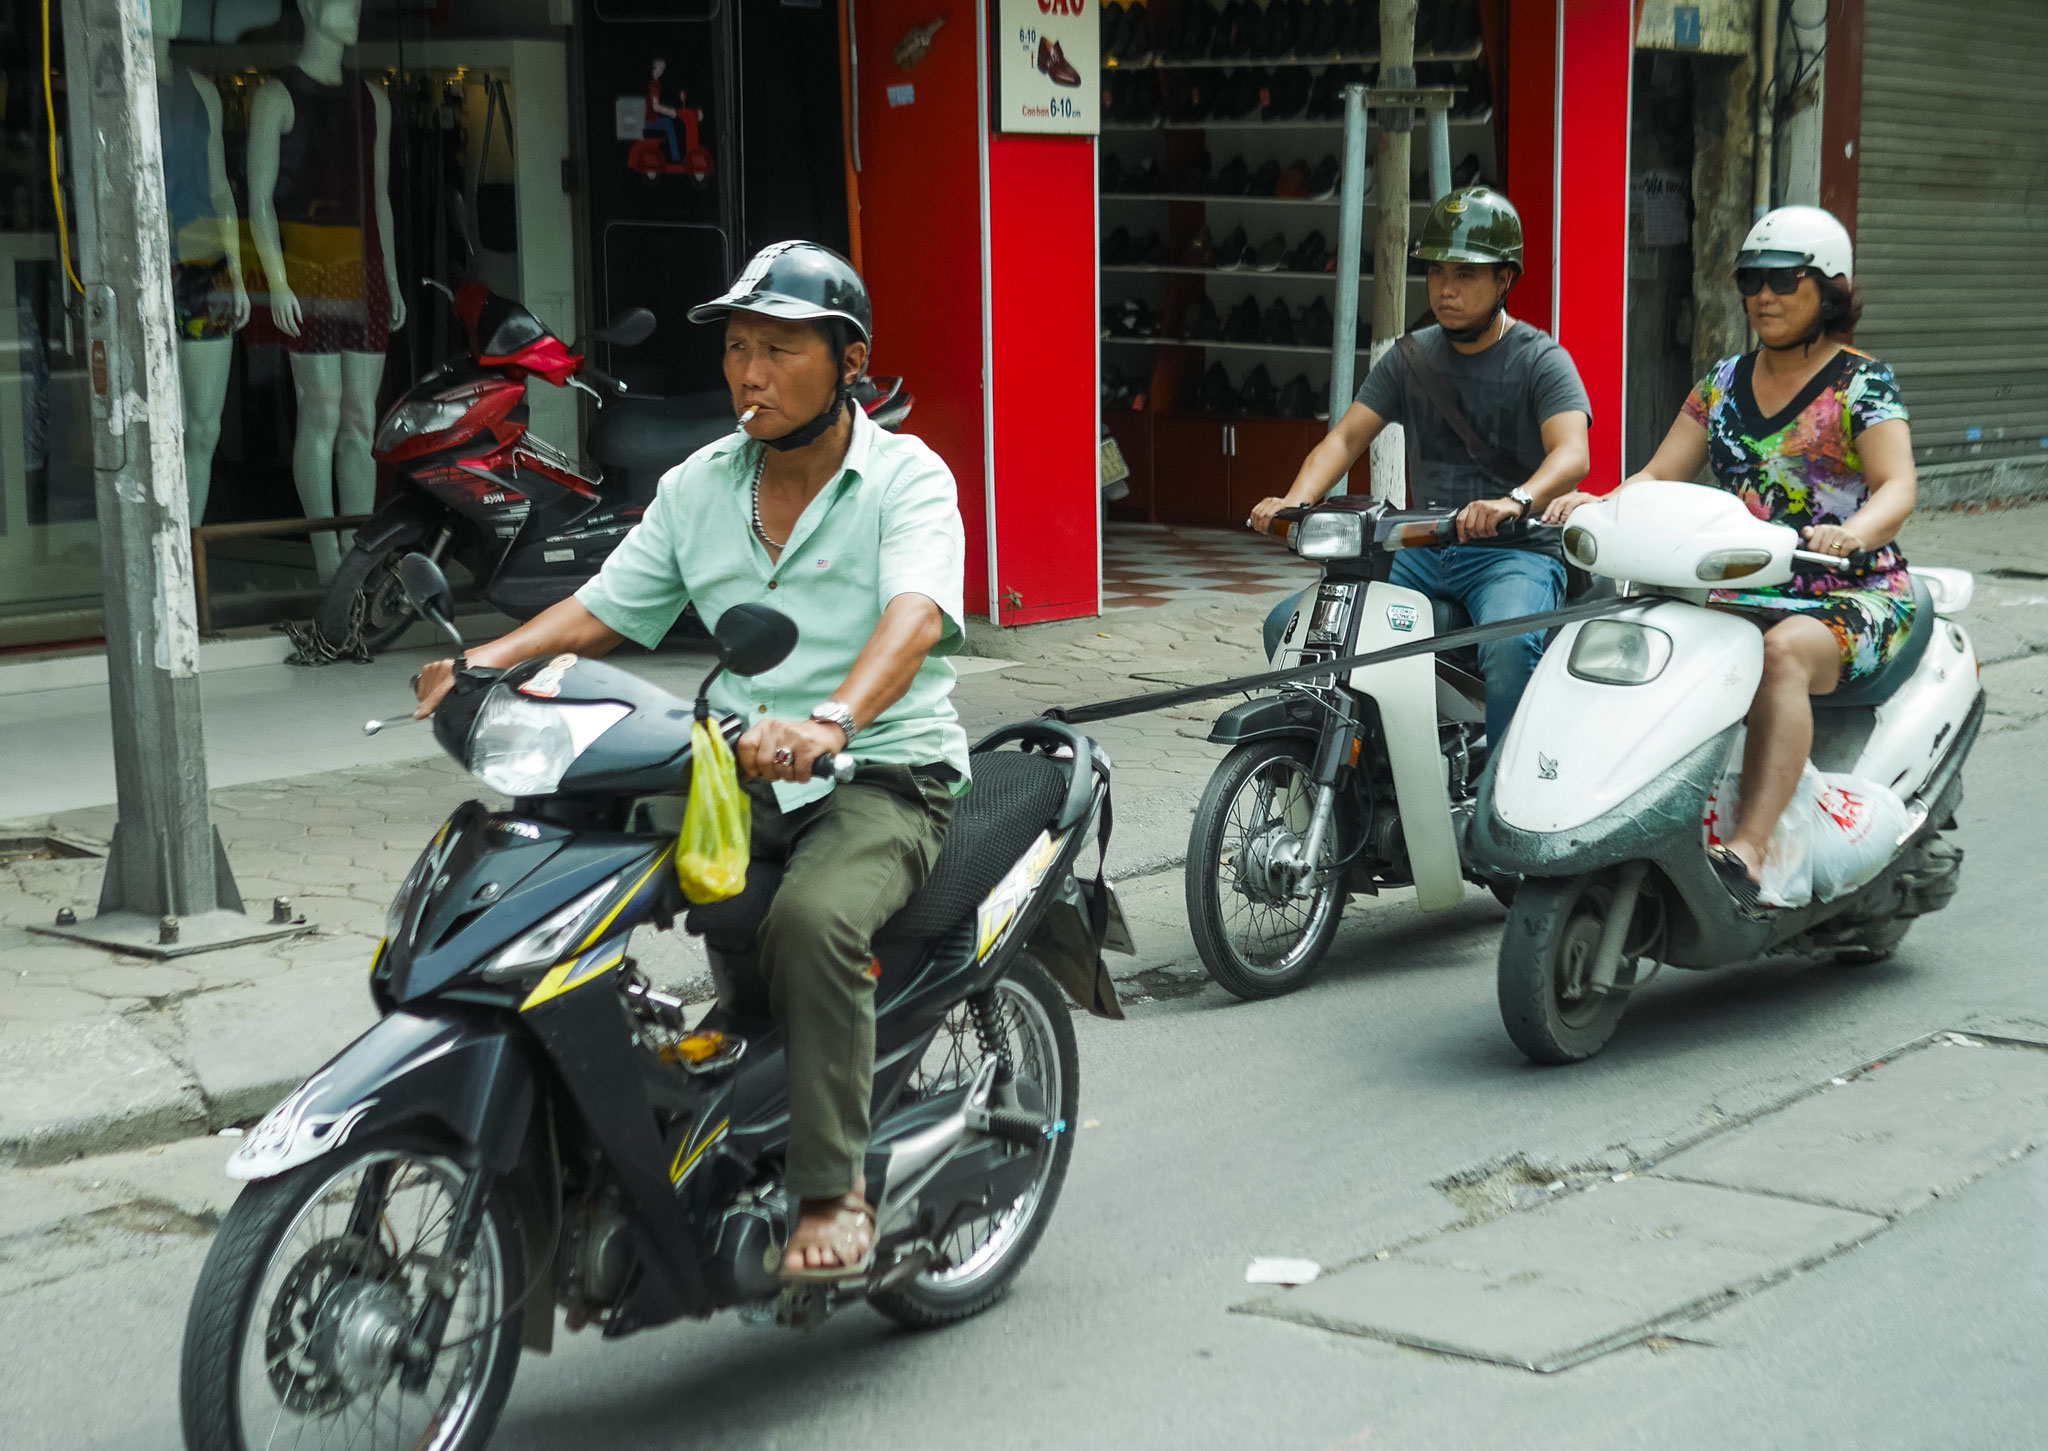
[[1039, 0, 1086, 14]]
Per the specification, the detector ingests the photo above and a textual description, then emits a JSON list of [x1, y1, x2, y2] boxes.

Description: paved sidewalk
[[4, 501, 2047, 1166]]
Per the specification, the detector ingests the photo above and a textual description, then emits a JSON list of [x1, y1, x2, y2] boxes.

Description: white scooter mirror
[[1564, 480, 1797, 591]]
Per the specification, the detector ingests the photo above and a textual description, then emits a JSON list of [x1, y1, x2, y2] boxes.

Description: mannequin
[[246, 0, 405, 580], [153, 0, 250, 524]]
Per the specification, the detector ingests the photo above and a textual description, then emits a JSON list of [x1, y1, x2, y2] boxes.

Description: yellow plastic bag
[[675, 719, 751, 904]]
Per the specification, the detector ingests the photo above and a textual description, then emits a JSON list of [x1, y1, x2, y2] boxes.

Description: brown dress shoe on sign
[[1038, 37, 1083, 87]]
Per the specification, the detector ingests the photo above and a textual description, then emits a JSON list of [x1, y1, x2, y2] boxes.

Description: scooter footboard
[[226, 1008, 536, 1183]]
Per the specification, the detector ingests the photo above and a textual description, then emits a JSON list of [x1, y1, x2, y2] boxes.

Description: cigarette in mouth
[[738, 406, 759, 426]]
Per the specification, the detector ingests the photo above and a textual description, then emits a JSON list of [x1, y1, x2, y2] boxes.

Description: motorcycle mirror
[[712, 603, 797, 677], [591, 306, 656, 348], [397, 553, 463, 651]]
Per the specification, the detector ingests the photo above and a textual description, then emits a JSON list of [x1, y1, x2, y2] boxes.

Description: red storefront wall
[[855, 0, 1639, 626]]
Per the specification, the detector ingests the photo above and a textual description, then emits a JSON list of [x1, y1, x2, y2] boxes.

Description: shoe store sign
[[995, 0, 1098, 135]]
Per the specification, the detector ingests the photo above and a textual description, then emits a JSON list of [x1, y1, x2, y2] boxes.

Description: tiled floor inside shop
[[1102, 522, 1318, 609]]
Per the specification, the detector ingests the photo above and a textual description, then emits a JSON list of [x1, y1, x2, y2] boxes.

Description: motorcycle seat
[[683, 750, 1071, 962], [1815, 573, 1936, 710], [589, 392, 736, 500], [1430, 597, 1471, 636]]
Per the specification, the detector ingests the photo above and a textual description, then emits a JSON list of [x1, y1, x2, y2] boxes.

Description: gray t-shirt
[[1354, 321, 1593, 546]]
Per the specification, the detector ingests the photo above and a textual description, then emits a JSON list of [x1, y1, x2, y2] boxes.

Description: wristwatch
[[1508, 486, 1537, 515], [809, 701, 859, 747]]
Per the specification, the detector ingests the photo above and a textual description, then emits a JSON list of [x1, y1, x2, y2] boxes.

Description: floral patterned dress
[[1683, 347, 1915, 684]]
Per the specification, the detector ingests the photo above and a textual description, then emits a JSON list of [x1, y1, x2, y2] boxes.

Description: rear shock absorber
[[967, 992, 1016, 1090]]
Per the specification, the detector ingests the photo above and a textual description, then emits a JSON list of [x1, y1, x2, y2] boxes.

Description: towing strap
[[1042, 594, 1643, 727]]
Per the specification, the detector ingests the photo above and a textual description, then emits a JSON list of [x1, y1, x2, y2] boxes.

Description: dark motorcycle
[[314, 279, 913, 655], [182, 556, 1127, 1451], [1184, 501, 1558, 999]]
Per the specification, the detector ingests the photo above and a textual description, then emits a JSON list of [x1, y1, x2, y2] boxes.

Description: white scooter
[[1470, 481, 1982, 1063]]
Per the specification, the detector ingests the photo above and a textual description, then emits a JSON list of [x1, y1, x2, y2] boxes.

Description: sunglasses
[[1735, 266, 1810, 297]]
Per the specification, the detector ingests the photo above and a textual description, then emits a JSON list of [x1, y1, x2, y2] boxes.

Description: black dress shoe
[[1307, 153, 1340, 197], [1126, 157, 1167, 192], [1223, 295, 1263, 341], [1213, 0, 1258, 58], [1253, 231, 1289, 271], [1247, 159, 1281, 195], [1104, 226, 1133, 265], [1262, 69, 1312, 120], [1299, 295, 1334, 346], [1212, 153, 1250, 194], [1214, 224, 1251, 270], [1275, 373, 1314, 417], [1199, 362, 1241, 415], [1285, 229, 1327, 273], [1239, 364, 1278, 414], [1121, 3, 1156, 65], [1136, 229, 1169, 264], [1341, 0, 1378, 55], [1306, 69, 1346, 119], [1217, 68, 1264, 120], [1256, 298, 1295, 344], [1179, 296, 1221, 340], [1172, 150, 1214, 192], [1100, 151, 1123, 191]]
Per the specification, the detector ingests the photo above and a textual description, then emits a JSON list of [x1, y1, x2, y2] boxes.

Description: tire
[[1497, 873, 1637, 1065], [313, 527, 432, 657], [869, 957, 1079, 1329], [1186, 738, 1346, 1000], [180, 1133, 524, 1451]]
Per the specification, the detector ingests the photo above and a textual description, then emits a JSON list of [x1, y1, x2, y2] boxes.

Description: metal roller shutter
[[1857, 0, 2048, 467]]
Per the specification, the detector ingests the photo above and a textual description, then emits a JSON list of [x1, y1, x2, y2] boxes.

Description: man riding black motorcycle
[[415, 240, 971, 1283], [1249, 187, 1594, 752]]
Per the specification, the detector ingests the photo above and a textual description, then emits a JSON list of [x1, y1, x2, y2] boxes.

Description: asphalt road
[[4, 709, 2045, 1450]]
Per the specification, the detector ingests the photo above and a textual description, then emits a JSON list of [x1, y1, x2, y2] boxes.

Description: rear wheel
[[1186, 738, 1346, 1000], [180, 1134, 523, 1451], [868, 957, 1078, 1329], [313, 528, 432, 657], [1497, 872, 1639, 1064]]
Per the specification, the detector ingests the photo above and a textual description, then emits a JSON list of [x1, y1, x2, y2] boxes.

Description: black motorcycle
[[181, 557, 1127, 1451]]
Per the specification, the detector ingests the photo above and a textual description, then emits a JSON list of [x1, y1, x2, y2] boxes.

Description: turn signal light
[[1696, 548, 1774, 582], [663, 1030, 728, 1066]]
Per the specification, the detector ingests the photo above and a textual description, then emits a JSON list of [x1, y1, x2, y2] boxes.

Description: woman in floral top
[[1551, 207, 1919, 913]]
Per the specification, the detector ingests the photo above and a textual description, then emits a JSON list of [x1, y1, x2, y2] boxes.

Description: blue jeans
[[1261, 548, 1565, 747], [646, 118, 682, 161]]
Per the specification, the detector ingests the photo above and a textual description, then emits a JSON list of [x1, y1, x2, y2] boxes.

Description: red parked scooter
[[314, 280, 911, 655]]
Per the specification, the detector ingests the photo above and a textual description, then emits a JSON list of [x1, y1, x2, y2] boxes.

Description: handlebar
[[811, 752, 857, 782], [578, 360, 628, 396], [1793, 547, 1879, 577]]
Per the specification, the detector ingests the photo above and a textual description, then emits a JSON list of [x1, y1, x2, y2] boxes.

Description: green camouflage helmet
[[1411, 186, 1525, 272]]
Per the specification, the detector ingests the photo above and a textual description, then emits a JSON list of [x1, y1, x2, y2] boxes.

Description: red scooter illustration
[[628, 57, 714, 184]]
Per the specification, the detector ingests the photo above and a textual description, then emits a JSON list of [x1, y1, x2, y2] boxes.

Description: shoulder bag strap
[[1395, 332, 1524, 484]]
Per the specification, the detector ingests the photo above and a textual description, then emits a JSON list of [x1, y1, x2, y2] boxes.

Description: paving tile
[[1247, 1176, 1884, 1371], [1654, 1039, 2048, 1217]]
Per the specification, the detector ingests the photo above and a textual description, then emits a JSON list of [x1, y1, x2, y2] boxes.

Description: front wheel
[[1497, 872, 1639, 1064], [313, 525, 434, 657], [180, 1133, 525, 1451], [1186, 738, 1347, 1000], [869, 956, 1078, 1329]]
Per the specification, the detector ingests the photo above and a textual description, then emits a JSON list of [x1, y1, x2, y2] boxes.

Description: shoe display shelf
[[1098, 1, 1497, 530]]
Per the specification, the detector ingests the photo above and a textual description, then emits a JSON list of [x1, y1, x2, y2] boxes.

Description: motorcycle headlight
[[1293, 512, 1365, 560], [480, 875, 621, 980], [374, 397, 471, 453], [467, 694, 631, 796], [1568, 620, 1673, 686]]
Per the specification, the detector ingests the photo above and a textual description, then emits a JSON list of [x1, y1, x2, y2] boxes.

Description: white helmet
[[1736, 205, 1853, 281]]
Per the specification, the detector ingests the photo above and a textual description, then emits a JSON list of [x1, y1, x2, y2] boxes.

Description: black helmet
[[688, 241, 873, 345]]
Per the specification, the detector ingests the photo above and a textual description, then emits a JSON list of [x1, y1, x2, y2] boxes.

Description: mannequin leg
[[335, 349, 388, 557], [289, 351, 345, 581], [177, 336, 235, 525]]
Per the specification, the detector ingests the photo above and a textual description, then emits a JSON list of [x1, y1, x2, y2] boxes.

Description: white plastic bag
[[1703, 749, 1813, 909], [1805, 772, 1911, 901], [1702, 730, 1910, 909]]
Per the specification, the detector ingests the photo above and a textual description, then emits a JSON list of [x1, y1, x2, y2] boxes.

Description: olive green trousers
[[746, 766, 954, 1201]]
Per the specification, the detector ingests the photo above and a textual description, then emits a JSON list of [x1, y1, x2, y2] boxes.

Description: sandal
[[1707, 845, 1767, 919], [782, 1193, 877, 1283]]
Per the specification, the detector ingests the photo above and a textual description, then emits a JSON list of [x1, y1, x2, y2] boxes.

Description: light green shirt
[[576, 405, 971, 810]]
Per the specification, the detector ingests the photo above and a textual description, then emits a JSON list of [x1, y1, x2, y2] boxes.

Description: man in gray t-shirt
[[1248, 187, 1593, 750]]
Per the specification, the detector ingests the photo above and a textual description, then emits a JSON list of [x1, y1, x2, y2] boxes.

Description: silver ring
[[772, 746, 794, 766]]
